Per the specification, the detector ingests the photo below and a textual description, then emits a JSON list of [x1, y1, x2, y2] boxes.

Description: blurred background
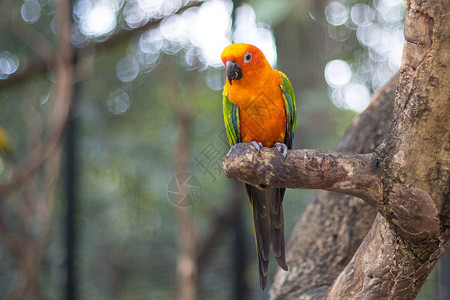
[[0, 0, 442, 299]]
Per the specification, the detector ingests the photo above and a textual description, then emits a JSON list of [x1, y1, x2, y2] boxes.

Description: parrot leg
[[250, 141, 264, 152], [274, 142, 288, 159]]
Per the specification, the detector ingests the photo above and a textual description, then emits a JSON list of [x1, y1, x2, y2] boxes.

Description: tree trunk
[[222, 0, 450, 298], [0, 0, 74, 298], [160, 59, 198, 300], [327, 0, 450, 298]]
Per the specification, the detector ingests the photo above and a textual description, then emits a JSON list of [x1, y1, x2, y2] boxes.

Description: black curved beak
[[226, 61, 242, 85]]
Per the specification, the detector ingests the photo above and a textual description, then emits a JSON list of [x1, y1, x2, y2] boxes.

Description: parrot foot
[[250, 141, 263, 152], [274, 142, 288, 159]]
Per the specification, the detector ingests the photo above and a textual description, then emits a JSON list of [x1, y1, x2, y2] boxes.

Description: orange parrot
[[221, 43, 296, 290]]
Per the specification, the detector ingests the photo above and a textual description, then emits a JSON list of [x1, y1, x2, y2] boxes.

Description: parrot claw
[[250, 141, 264, 152], [274, 142, 288, 159]]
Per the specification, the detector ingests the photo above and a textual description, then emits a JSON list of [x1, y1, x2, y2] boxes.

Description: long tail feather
[[246, 184, 270, 290], [245, 184, 287, 290], [270, 189, 288, 270]]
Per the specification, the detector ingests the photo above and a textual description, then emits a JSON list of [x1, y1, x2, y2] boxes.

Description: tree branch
[[223, 145, 382, 210]]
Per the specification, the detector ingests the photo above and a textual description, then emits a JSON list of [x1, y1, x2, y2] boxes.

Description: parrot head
[[221, 43, 270, 86]]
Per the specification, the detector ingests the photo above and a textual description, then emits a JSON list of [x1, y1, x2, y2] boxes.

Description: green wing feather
[[278, 71, 297, 149], [222, 87, 240, 147]]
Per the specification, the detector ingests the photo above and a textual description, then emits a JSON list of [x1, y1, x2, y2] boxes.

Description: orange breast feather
[[229, 72, 286, 147]]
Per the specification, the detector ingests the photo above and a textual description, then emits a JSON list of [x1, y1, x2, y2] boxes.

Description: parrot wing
[[222, 87, 240, 147], [278, 71, 297, 149]]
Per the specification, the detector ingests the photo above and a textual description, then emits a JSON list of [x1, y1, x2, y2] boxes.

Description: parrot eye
[[244, 52, 252, 63]]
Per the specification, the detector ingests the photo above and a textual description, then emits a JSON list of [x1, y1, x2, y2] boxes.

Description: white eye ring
[[244, 52, 252, 63]]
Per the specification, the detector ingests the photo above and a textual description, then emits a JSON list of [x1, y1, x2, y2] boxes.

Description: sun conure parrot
[[221, 43, 296, 290]]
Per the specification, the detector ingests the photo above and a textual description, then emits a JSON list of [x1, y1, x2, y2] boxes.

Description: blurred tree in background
[[0, 0, 443, 299]]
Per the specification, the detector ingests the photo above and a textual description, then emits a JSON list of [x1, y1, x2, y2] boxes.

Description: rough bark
[[223, 0, 449, 298], [326, 1, 450, 298], [224, 146, 382, 210]]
